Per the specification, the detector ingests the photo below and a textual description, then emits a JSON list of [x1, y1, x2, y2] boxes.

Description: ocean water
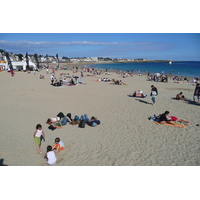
[[90, 61, 200, 78]]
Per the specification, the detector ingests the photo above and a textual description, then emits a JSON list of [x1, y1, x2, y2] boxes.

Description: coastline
[[57, 61, 199, 79], [42, 62, 197, 81]]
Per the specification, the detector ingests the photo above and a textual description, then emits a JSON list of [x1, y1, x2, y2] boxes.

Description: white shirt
[[50, 117, 60, 122], [47, 151, 57, 165], [35, 129, 43, 137], [50, 75, 54, 80], [59, 141, 64, 148]]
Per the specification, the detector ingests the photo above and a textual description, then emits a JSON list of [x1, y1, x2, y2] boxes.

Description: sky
[[0, 33, 200, 61]]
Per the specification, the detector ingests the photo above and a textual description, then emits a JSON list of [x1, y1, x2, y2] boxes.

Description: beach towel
[[154, 121, 185, 128]]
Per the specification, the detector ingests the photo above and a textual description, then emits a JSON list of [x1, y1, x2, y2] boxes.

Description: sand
[[0, 67, 200, 166]]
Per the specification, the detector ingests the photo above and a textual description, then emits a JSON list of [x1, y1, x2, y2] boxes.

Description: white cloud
[[0, 40, 174, 58]]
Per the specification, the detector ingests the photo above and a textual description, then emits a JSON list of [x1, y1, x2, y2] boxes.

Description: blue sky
[[0, 33, 200, 61]]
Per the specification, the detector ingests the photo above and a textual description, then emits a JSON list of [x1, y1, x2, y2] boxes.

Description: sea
[[89, 61, 200, 78]]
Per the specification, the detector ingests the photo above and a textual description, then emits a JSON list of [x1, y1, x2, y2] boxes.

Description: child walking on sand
[[33, 124, 45, 154], [44, 145, 57, 165], [52, 137, 64, 153]]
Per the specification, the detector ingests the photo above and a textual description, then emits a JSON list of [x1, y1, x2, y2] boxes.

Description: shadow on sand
[[135, 99, 152, 104], [0, 158, 8, 166], [184, 100, 200, 106], [171, 97, 178, 100], [171, 97, 200, 106]]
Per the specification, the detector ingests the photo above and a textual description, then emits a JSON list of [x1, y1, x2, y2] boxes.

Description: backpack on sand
[[78, 120, 85, 128]]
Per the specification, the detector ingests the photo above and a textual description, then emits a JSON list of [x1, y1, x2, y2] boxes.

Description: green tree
[[15, 54, 23, 61], [0, 49, 5, 53]]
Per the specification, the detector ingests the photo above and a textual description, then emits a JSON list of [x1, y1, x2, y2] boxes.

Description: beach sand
[[0, 68, 200, 166]]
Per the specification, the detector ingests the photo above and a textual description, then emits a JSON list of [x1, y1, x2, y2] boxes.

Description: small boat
[[169, 59, 172, 65]]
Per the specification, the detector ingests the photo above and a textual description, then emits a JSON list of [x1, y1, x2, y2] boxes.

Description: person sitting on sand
[[39, 75, 45, 79], [53, 78, 61, 86], [52, 137, 64, 153], [70, 78, 76, 85], [168, 116, 191, 125], [44, 145, 57, 165], [176, 92, 185, 100], [158, 111, 176, 125]]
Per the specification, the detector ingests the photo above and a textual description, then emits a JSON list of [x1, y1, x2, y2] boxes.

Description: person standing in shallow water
[[150, 85, 158, 105]]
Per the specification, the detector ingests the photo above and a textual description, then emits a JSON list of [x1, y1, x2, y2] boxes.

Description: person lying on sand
[[168, 116, 191, 125], [87, 116, 101, 127], [132, 90, 147, 98], [46, 115, 72, 125], [46, 117, 61, 125]]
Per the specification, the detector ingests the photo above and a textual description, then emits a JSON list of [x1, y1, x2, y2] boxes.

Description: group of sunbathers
[[46, 112, 101, 130]]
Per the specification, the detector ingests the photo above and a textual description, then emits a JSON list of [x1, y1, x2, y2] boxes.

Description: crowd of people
[[147, 72, 168, 82], [50, 72, 85, 86]]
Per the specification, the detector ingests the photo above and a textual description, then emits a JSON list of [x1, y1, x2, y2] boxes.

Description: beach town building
[[0, 52, 36, 71]]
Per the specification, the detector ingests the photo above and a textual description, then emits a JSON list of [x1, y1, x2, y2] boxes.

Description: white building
[[90, 57, 98, 62]]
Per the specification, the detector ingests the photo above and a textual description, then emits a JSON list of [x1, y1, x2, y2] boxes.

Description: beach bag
[[152, 91, 157, 95], [57, 112, 65, 119], [48, 125, 56, 131], [78, 120, 85, 128], [67, 113, 72, 121], [61, 117, 67, 126]]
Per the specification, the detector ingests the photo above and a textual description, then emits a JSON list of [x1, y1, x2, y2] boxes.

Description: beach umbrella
[[5, 52, 14, 76], [25, 52, 30, 71]]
